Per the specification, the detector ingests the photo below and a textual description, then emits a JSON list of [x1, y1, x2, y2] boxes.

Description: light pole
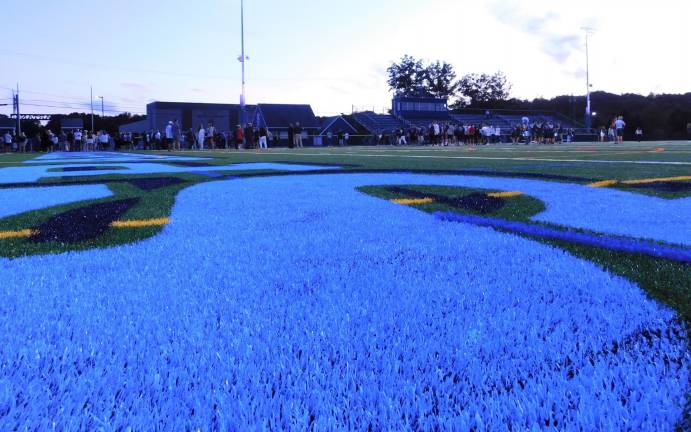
[[98, 96, 104, 117], [582, 27, 594, 132], [238, 0, 249, 126]]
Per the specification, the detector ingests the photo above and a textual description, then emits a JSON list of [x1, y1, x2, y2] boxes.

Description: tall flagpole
[[582, 27, 594, 132], [239, 0, 247, 126]]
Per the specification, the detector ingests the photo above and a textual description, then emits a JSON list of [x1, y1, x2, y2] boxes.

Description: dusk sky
[[2, 0, 689, 117]]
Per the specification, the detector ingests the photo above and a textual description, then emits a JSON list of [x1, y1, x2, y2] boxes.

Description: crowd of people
[[0, 120, 304, 153], [2, 115, 648, 154], [147, 120, 308, 151], [370, 119, 576, 146], [2, 128, 114, 153], [597, 116, 642, 142]]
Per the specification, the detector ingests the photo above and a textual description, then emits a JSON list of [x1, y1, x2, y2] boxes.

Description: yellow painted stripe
[[111, 218, 169, 228], [487, 191, 524, 198], [390, 198, 434, 205], [587, 180, 618, 188], [621, 176, 691, 185], [0, 228, 36, 240]]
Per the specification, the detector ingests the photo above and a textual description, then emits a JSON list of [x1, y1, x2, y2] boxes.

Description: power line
[[19, 102, 144, 115]]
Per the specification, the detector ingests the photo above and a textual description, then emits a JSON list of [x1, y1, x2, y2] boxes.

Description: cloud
[[571, 67, 587, 80], [542, 34, 581, 63], [488, 1, 581, 64], [326, 85, 351, 96], [121, 82, 153, 93]]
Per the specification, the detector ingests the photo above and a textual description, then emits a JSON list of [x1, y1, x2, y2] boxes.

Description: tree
[[387, 55, 427, 96], [454, 72, 512, 108], [424, 61, 458, 99]]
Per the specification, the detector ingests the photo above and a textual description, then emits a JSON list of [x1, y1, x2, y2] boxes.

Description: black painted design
[[30, 198, 140, 244], [127, 177, 185, 191], [388, 186, 506, 214]]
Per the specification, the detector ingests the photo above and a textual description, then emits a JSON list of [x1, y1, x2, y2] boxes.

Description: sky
[[1, 0, 689, 117]]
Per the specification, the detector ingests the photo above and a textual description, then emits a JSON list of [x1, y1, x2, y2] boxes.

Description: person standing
[[294, 122, 303, 148], [85, 132, 94, 151], [244, 123, 255, 149], [207, 122, 216, 150], [234, 125, 244, 149], [99, 131, 110, 150], [154, 130, 162, 149], [615, 116, 626, 142], [165, 121, 174, 151], [172, 120, 181, 151], [51, 131, 59, 151], [258, 126, 268, 150], [2, 131, 11, 153], [287, 123, 294, 149], [635, 127, 643, 142], [197, 125, 206, 151], [74, 129, 83, 151], [17, 132, 27, 153]]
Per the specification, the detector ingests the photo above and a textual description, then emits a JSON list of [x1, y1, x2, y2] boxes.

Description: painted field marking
[[111, 218, 170, 228], [0, 219, 169, 242], [487, 191, 524, 198], [0, 229, 36, 239], [621, 176, 691, 185], [588, 180, 619, 188], [390, 198, 434, 205], [435, 212, 691, 264]]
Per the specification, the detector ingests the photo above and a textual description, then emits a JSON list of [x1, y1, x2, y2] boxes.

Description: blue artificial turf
[[0, 173, 687, 430], [0, 162, 341, 184], [0, 184, 113, 219]]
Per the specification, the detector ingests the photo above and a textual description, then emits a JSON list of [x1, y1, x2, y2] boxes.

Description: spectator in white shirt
[[615, 116, 626, 142], [197, 125, 206, 151]]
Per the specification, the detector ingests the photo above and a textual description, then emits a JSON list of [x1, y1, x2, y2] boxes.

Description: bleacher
[[352, 111, 403, 133]]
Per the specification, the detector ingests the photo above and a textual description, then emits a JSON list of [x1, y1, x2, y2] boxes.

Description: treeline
[[388, 55, 691, 139]]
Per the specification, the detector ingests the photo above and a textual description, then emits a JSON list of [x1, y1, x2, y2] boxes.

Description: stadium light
[[582, 27, 595, 132], [238, 0, 249, 126]]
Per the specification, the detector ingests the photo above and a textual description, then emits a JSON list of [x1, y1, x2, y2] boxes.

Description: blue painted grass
[[0, 173, 686, 430], [190, 171, 226, 178], [0, 162, 342, 184], [25, 152, 210, 164], [435, 212, 691, 264], [0, 185, 113, 218]]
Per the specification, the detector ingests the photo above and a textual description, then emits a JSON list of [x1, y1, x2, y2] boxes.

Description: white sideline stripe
[[242, 151, 691, 166]]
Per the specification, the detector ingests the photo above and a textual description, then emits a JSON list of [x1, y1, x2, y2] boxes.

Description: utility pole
[[14, 84, 21, 135], [582, 27, 595, 132], [238, 0, 249, 126], [90, 86, 94, 132], [98, 96, 104, 117]]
